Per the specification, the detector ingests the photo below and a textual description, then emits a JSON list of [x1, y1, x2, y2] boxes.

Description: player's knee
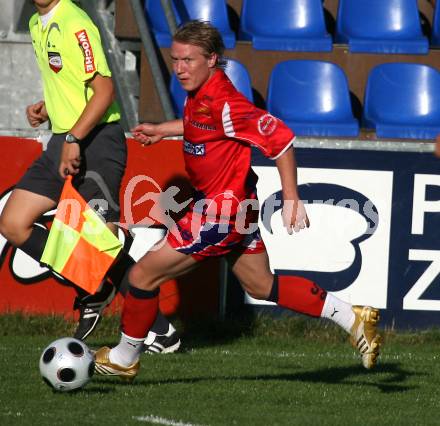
[[0, 214, 24, 245], [247, 288, 269, 300], [242, 280, 271, 300], [128, 263, 158, 292], [236, 269, 273, 300], [128, 264, 145, 287]]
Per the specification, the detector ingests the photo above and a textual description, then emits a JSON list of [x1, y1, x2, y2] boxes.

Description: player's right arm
[[26, 100, 48, 127], [131, 119, 184, 146]]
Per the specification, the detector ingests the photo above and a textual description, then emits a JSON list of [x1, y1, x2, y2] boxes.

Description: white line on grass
[[133, 415, 205, 426]]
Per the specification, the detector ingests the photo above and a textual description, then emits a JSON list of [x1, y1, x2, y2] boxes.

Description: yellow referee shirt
[[29, 0, 120, 134]]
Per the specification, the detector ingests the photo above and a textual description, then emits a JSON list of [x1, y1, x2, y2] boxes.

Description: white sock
[[166, 322, 176, 336], [321, 293, 355, 333], [109, 333, 145, 367], [144, 321, 176, 344]]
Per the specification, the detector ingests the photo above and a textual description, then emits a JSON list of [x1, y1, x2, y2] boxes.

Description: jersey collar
[[192, 69, 226, 100], [38, 0, 68, 31]]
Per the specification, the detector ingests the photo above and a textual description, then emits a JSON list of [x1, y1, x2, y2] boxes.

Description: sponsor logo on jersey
[[195, 105, 211, 117], [75, 29, 96, 73], [257, 113, 277, 136], [183, 140, 205, 156], [48, 51, 62, 73], [190, 120, 217, 131], [194, 97, 213, 117]]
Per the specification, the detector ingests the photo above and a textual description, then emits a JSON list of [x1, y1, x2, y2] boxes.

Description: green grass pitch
[[0, 313, 439, 426]]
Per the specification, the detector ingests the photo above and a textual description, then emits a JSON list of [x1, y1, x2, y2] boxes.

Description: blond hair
[[173, 20, 227, 68]]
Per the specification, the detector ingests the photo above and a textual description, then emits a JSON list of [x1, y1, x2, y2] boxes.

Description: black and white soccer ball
[[39, 337, 95, 392]]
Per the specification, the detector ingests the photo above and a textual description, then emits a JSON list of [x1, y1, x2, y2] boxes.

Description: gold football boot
[[350, 306, 382, 369], [94, 347, 140, 381]]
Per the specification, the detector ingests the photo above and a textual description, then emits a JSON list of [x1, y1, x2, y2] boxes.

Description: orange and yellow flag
[[41, 176, 122, 294]]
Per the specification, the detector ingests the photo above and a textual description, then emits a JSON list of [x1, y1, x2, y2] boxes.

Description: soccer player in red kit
[[94, 20, 382, 379]]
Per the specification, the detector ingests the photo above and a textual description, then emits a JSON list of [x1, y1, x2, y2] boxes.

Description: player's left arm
[[275, 146, 310, 234]]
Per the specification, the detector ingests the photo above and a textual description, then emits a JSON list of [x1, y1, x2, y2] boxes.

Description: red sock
[[121, 286, 159, 338], [277, 275, 326, 317]]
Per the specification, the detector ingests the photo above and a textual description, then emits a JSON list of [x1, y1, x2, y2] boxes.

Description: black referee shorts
[[16, 122, 127, 223]]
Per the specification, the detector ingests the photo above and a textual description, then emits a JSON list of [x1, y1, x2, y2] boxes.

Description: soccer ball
[[39, 337, 95, 392]]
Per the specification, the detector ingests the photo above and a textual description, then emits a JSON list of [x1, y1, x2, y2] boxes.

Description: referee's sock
[[105, 250, 135, 295], [17, 225, 48, 261], [17, 225, 106, 301]]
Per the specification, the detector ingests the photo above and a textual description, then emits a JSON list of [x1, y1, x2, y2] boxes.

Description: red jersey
[[182, 69, 294, 217]]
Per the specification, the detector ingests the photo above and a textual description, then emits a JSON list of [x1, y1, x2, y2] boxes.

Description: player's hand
[[282, 199, 310, 234], [131, 123, 163, 146], [59, 142, 81, 178], [26, 101, 49, 127]]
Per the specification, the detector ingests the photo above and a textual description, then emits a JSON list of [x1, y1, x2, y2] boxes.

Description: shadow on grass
[[91, 362, 418, 394], [175, 312, 347, 350], [266, 362, 419, 393], [87, 311, 282, 350], [59, 386, 116, 395]]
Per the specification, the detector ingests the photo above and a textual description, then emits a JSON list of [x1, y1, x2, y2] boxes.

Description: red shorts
[[167, 208, 266, 261]]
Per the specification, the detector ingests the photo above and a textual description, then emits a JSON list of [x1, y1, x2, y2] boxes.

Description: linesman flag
[[41, 176, 123, 294]]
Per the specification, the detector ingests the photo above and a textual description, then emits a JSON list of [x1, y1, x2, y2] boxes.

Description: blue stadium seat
[[170, 58, 254, 117], [363, 63, 440, 140], [266, 60, 359, 137], [239, 0, 332, 52], [144, 0, 236, 48], [431, 0, 440, 46], [144, 0, 180, 47], [336, 0, 428, 54]]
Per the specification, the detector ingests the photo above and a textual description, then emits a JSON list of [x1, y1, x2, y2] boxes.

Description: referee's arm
[[69, 74, 115, 140]]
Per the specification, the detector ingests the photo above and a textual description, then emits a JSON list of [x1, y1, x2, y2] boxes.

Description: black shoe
[[73, 282, 116, 340], [143, 327, 181, 354]]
